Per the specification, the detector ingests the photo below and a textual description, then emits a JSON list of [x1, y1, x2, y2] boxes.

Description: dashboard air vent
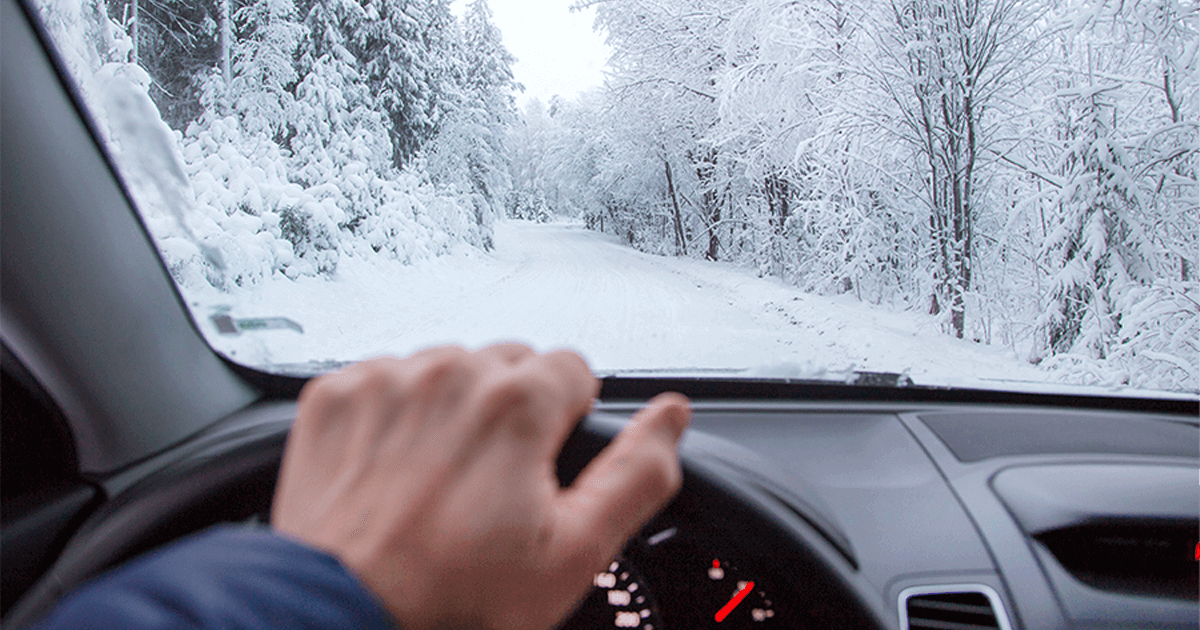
[[899, 585, 1012, 630]]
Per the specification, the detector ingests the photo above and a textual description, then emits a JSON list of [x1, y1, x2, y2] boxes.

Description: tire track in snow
[[225, 220, 1049, 387]]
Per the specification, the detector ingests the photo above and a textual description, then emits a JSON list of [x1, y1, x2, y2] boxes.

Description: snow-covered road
[[205, 220, 1048, 387]]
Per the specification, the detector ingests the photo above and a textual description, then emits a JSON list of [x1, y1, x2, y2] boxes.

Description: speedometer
[[558, 520, 796, 629], [560, 557, 664, 630], [625, 523, 793, 629], [706, 559, 777, 625]]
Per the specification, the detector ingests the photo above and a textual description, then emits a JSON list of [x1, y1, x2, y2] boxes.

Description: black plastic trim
[[221, 357, 310, 399], [1, 344, 79, 490], [2, 417, 290, 628], [598, 377, 1199, 415], [0, 483, 102, 615], [219, 357, 1200, 417]]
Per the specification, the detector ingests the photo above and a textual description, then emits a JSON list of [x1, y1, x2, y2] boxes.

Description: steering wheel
[[4, 408, 892, 629]]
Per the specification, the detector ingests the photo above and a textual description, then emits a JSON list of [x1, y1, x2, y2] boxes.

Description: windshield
[[31, 0, 1198, 395]]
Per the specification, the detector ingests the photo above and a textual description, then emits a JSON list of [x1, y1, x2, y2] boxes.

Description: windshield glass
[[32, 0, 1198, 394]]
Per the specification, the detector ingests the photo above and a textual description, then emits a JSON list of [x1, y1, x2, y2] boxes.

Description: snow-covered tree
[[585, 0, 735, 255], [1037, 84, 1152, 362], [862, 0, 1039, 338], [354, 0, 457, 168], [292, 0, 390, 181], [426, 0, 518, 232], [289, 0, 393, 240], [230, 0, 304, 140], [105, 0, 225, 127], [714, 0, 914, 292]]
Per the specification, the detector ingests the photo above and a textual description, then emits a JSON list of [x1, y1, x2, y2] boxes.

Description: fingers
[[537, 350, 601, 444], [541, 350, 601, 409], [462, 346, 599, 445], [291, 344, 601, 486], [556, 393, 690, 556], [475, 344, 597, 408]]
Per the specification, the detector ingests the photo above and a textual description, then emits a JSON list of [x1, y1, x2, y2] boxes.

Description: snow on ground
[[195, 220, 1057, 389]]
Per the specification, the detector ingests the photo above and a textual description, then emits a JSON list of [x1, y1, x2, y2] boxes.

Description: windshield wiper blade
[[598, 367, 916, 387]]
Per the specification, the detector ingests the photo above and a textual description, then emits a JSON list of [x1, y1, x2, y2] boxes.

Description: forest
[[39, 0, 517, 282], [35, 0, 1198, 391], [511, 0, 1198, 390]]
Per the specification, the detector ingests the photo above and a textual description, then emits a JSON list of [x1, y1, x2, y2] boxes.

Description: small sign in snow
[[211, 314, 304, 335]]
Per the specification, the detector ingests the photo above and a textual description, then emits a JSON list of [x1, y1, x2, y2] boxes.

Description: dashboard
[[555, 402, 1199, 630], [9, 398, 1195, 630]]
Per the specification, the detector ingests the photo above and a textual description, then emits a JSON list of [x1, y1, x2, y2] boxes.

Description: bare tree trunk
[[706, 200, 720, 261], [220, 0, 232, 89], [690, 148, 720, 261], [764, 172, 790, 278], [890, 0, 1008, 339], [664, 160, 686, 256], [130, 0, 139, 64]]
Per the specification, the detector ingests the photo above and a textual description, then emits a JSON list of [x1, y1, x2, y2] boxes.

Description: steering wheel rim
[[5, 411, 892, 630]]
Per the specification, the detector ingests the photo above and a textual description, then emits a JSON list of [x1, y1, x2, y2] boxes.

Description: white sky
[[452, 0, 609, 106]]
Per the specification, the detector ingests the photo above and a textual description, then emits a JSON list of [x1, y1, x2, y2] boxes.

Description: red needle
[[714, 581, 755, 622]]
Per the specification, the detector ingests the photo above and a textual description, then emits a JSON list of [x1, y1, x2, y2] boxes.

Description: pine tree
[[292, 0, 390, 184], [288, 0, 392, 244], [1037, 84, 1152, 362], [228, 0, 304, 142], [354, 0, 456, 168]]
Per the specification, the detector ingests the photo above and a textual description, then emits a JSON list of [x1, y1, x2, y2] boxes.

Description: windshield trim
[[219, 356, 1198, 417]]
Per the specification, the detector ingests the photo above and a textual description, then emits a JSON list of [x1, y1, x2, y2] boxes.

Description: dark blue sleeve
[[31, 525, 397, 630]]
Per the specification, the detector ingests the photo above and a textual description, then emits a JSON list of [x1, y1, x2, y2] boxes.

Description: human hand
[[271, 344, 690, 630]]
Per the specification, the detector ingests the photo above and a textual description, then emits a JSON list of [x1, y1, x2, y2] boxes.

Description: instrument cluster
[[559, 520, 793, 630]]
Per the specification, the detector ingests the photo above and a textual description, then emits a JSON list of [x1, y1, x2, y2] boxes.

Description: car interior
[[2, 0, 1198, 627]]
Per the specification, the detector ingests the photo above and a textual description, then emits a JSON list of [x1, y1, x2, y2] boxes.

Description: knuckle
[[477, 372, 542, 432], [544, 350, 600, 400], [479, 373, 533, 413], [544, 350, 594, 380], [485, 341, 536, 362], [522, 366, 562, 399], [356, 364, 402, 397], [361, 354, 406, 368], [299, 357, 413, 420], [545, 349, 589, 372], [414, 344, 468, 363], [414, 351, 473, 395], [295, 372, 364, 434], [302, 370, 360, 407]]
